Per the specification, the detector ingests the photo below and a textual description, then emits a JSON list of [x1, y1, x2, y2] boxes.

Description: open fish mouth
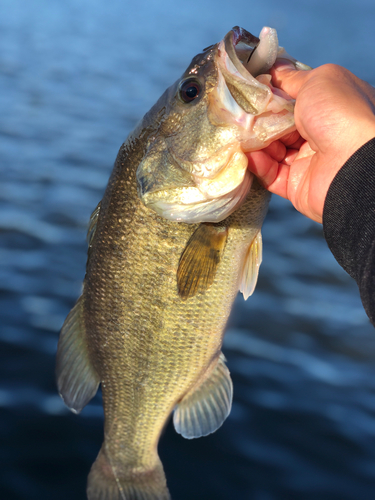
[[210, 26, 296, 146], [223, 26, 277, 81], [220, 25, 309, 96]]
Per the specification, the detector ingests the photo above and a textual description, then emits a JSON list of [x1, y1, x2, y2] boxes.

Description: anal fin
[[240, 230, 262, 300], [56, 296, 100, 413], [177, 223, 228, 300], [173, 353, 233, 439]]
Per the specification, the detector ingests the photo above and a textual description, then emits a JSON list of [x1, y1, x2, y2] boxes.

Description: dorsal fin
[[177, 223, 228, 300], [87, 201, 101, 249]]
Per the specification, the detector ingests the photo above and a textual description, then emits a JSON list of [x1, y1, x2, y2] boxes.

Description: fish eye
[[179, 79, 202, 103]]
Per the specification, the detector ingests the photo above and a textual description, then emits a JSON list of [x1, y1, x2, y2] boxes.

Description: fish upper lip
[[231, 26, 260, 46], [222, 27, 260, 78]]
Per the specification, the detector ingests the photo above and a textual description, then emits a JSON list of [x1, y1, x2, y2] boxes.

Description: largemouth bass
[[56, 26, 305, 500]]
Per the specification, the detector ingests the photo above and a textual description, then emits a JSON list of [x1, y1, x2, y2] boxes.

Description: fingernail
[[274, 58, 312, 72], [273, 58, 297, 71]]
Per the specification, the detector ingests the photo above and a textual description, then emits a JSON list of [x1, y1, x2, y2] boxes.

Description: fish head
[[136, 26, 297, 223]]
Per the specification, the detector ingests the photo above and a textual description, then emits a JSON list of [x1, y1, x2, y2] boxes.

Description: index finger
[[279, 130, 301, 147]]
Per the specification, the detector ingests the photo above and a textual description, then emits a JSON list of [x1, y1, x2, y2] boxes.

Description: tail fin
[[87, 447, 171, 500]]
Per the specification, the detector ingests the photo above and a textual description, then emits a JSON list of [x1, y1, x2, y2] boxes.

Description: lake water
[[1, 1, 375, 499]]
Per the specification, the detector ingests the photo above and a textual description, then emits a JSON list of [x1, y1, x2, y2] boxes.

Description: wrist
[[343, 118, 375, 165]]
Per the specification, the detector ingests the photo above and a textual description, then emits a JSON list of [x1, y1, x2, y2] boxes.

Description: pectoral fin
[[56, 296, 100, 413], [239, 230, 262, 300], [173, 353, 233, 439], [177, 224, 228, 299]]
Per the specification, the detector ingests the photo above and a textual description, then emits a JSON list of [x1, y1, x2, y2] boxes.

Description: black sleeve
[[323, 137, 375, 326]]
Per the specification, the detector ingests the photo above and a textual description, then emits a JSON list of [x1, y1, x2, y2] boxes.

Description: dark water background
[[2, 1, 375, 499]]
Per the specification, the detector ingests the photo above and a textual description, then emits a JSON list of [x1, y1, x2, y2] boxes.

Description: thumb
[[271, 59, 312, 99]]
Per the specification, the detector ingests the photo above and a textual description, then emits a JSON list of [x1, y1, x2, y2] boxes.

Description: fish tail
[[87, 447, 171, 500]]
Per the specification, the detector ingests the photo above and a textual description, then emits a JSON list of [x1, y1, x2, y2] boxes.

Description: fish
[[56, 26, 304, 500]]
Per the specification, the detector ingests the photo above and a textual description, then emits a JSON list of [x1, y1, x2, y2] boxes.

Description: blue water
[[2, 1, 375, 499]]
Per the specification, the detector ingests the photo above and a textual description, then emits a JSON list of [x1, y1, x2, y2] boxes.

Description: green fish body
[[57, 26, 299, 500]]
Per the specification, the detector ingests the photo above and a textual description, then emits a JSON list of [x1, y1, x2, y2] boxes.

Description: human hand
[[246, 62, 375, 223]]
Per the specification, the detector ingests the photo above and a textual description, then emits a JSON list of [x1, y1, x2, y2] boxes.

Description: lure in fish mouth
[[136, 26, 306, 223]]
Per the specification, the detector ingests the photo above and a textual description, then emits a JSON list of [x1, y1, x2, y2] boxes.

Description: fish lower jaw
[[210, 67, 266, 128], [211, 67, 295, 147]]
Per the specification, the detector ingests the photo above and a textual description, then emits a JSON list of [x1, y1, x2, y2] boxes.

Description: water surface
[[1, 1, 375, 499]]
